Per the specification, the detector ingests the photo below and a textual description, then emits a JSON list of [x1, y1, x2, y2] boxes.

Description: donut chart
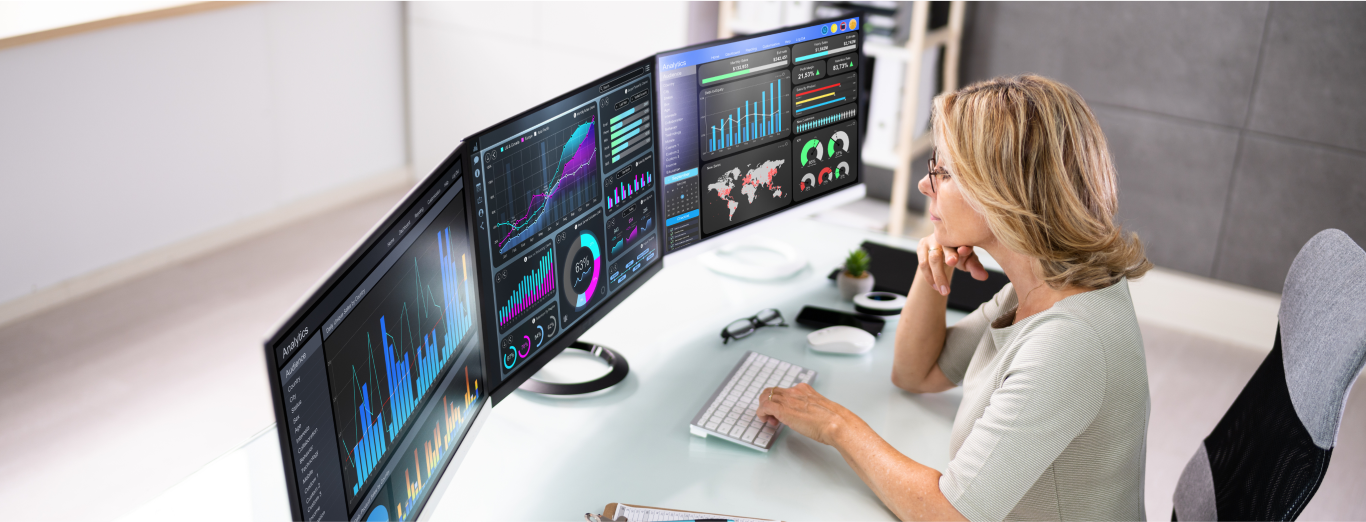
[[828, 130, 850, 156], [835, 161, 850, 179], [561, 231, 601, 310], [800, 138, 824, 166]]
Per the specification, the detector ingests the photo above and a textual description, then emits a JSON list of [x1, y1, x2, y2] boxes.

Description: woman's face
[[919, 130, 993, 248]]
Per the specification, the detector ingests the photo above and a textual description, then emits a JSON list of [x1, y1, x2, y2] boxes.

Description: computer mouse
[[807, 325, 876, 354]]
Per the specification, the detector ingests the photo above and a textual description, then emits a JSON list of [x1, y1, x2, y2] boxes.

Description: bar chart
[[794, 107, 857, 134], [397, 366, 480, 520], [606, 101, 652, 165], [494, 242, 555, 329], [698, 70, 791, 161], [325, 207, 479, 502], [793, 71, 857, 116], [606, 171, 652, 210]]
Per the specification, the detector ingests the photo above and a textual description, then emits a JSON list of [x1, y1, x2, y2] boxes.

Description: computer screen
[[465, 59, 663, 403], [654, 16, 865, 254], [264, 148, 488, 522]]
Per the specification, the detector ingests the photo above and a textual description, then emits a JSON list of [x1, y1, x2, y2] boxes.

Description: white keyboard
[[689, 351, 817, 451]]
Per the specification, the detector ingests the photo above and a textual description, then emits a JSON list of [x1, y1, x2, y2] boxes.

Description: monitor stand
[[518, 341, 629, 395], [699, 239, 807, 281]]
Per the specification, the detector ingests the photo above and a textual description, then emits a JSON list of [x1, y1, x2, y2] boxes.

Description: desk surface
[[126, 218, 969, 521]]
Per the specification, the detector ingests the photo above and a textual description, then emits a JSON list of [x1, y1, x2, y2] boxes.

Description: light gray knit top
[[935, 279, 1150, 522]]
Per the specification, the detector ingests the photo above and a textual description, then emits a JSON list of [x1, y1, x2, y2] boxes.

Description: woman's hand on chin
[[755, 383, 858, 446], [919, 235, 990, 296]]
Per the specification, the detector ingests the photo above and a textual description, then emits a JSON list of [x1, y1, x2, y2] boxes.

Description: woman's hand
[[755, 383, 858, 446], [758, 383, 968, 522], [918, 234, 990, 296]]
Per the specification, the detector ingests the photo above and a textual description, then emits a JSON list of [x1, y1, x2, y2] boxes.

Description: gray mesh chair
[[1171, 229, 1366, 521]]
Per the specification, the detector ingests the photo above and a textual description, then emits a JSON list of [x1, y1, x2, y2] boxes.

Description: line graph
[[484, 104, 602, 265], [608, 193, 655, 259], [322, 196, 477, 505]]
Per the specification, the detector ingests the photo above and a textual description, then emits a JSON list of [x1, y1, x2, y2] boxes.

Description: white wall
[[407, 2, 690, 177], [0, 3, 407, 307]]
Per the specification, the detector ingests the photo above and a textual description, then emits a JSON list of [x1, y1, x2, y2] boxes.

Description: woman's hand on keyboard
[[755, 383, 858, 446]]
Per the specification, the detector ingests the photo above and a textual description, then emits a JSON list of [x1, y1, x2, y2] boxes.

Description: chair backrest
[[1172, 229, 1366, 521], [1279, 229, 1366, 448]]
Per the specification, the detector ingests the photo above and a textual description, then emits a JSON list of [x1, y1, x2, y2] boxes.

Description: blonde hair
[[932, 75, 1151, 289]]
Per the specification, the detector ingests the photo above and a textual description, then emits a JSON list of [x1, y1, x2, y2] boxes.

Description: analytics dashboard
[[467, 60, 661, 395], [655, 17, 863, 252], [268, 160, 487, 522]]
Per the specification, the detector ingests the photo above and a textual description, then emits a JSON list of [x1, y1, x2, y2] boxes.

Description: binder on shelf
[[600, 502, 781, 522]]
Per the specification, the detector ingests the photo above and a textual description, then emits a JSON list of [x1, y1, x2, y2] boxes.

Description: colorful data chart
[[708, 78, 783, 153], [497, 248, 554, 327], [607, 171, 652, 210], [492, 118, 599, 256], [346, 226, 475, 495], [397, 367, 480, 520]]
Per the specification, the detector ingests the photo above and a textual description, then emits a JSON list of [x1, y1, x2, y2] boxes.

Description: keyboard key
[[755, 434, 771, 446], [705, 420, 719, 430], [749, 419, 764, 429], [729, 424, 746, 438], [740, 414, 753, 424], [742, 427, 760, 442]]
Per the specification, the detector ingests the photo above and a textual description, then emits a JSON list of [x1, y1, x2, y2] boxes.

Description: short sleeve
[[937, 283, 1016, 385], [938, 318, 1107, 522]]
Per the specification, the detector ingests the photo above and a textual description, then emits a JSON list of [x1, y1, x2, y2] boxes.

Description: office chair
[[1171, 229, 1366, 521]]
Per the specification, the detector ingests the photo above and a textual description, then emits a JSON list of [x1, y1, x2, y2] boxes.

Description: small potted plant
[[838, 248, 875, 300]]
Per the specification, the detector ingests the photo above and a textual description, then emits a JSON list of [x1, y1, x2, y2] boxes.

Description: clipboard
[[601, 502, 782, 522]]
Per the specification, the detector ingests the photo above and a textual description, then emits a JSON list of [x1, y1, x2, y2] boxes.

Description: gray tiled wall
[[939, 1, 1366, 293]]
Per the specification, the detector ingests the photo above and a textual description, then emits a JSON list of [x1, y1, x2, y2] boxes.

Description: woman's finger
[[756, 387, 781, 423], [917, 237, 941, 292], [953, 246, 972, 270], [926, 242, 949, 295], [966, 254, 989, 281]]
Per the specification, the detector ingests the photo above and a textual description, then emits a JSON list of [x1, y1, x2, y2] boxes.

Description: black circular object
[[518, 341, 629, 395]]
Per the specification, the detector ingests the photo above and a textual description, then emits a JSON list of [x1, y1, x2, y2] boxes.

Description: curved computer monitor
[[653, 15, 867, 262], [464, 59, 663, 404], [263, 144, 490, 521]]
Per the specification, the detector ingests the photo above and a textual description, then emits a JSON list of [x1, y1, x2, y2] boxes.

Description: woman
[[757, 75, 1153, 521]]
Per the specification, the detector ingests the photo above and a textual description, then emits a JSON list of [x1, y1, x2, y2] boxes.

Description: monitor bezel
[[262, 142, 484, 522], [461, 57, 665, 405], [651, 14, 868, 258]]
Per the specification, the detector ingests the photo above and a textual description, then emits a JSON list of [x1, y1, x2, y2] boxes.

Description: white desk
[[126, 218, 969, 521]]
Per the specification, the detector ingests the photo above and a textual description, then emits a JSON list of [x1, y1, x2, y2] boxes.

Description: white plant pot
[[837, 272, 875, 301]]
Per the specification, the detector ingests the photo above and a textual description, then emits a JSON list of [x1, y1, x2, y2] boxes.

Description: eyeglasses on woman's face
[[926, 151, 950, 195]]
